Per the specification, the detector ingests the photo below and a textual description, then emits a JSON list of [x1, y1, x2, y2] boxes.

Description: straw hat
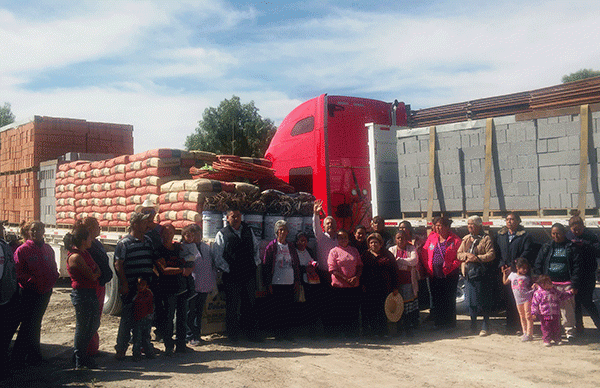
[[384, 292, 404, 322], [136, 198, 159, 214]]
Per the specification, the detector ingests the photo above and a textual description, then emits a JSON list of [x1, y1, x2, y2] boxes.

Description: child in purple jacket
[[531, 275, 573, 347]]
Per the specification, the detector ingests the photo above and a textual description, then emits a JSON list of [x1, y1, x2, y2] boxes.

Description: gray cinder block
[[462, 146, 485, 160], [496, 127, 507, 143], [539, 166, 560, 181], [511, 141, 537, 157], [528, 181, 539, 195], [537, 139, 548, 153], [400, 199, 421, 212], [514, 168, 538, 182], [505, 196, 539, 210], [558, 136, 569, 152], [471, 159, 482, 173], [547, 138, 559, 152], [516, 155, 538, 169], [540, 179, 567, 195], [517, 181, 529, 196]]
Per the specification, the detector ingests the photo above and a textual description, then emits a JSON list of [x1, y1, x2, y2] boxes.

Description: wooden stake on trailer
[[578, 104, 591, 220], [483, 118, 494, 223], [427, 126, 436, 228]]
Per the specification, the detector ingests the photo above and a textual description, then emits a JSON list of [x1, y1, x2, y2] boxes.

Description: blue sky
[[1, 0, 599, 152]]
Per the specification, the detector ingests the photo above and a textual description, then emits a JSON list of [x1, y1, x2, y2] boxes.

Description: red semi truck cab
[[265, 94, 407, 231]]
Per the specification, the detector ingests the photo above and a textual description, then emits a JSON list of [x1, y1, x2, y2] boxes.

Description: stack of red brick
[[0, 116, 133, 224]]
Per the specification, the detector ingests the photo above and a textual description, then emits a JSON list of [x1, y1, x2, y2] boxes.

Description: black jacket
[[566, 229, 599, 281], [0, 240, 16, 305], [221, 222, 256, 282], [533, 240, 581, 289], [88, 239, 113, 286], [495, 226, 535, 269]]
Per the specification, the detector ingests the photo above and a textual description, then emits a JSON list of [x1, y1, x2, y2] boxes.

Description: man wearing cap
[[114, 212, 158, 359], [213, 206, 261, 342], [140, 199, 162, 250]]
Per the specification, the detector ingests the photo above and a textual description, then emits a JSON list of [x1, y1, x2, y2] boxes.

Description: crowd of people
[[1, 200, 600, 374]]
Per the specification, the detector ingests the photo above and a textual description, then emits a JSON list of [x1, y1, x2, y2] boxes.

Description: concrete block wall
[[396, 110, 600, 213]]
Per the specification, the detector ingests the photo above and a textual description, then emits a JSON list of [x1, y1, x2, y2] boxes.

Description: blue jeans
[[115, 299, 134, 353], [156, 292, 187, 350], [71, 288, 100, 366], [133, 316, 152, 356], [11, 289, 52, 363], [187, 292, 209, 341]]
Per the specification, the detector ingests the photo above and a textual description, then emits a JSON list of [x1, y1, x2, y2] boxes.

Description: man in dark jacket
[[214, 206, 261, 342], [565, 215, 600, 334], [495, 212, 536, 334]]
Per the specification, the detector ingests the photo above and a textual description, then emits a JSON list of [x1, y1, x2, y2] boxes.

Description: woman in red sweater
[[65, 225, 101, 370], [420, 216, 462, 329], [12, 221, 59, 365]]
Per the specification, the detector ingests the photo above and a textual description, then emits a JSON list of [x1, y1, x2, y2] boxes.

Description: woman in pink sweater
[[328, 230, 363, 338]]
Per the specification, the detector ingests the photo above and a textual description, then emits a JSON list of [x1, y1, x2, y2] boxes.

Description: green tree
[[0, 102, 15, 127], [185, 96, 277, 157], [562, 69, 600, 83]]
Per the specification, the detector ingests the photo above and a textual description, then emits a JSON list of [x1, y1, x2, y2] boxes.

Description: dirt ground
[[2, 282, 600, 388]]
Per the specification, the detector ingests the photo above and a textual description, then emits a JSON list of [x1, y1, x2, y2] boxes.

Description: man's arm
[[212, 231, 229, 273]]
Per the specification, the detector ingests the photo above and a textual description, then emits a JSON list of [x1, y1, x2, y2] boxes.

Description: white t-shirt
[[508, 272, 533, 304], [272, 242, 294, 285]]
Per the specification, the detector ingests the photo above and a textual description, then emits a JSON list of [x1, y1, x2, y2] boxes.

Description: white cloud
[[243, 0, 600, 106], [144, 47, 239, 79], [2, 0, 600, 157], [1, 82, 302, 153], [0, 2, 168, 75]]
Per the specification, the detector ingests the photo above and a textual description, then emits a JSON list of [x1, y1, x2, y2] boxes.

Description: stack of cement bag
[[56, 149, 196, 227]]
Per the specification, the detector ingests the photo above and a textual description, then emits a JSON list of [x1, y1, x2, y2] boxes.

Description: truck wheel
[[103, 252, 122, 316]]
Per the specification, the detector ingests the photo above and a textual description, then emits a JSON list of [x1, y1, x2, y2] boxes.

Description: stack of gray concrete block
[[396, 111, 600, 213]]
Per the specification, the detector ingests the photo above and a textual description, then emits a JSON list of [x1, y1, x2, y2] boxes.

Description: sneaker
[[132, 353, 143, 362], [479, 330, 489, 337], [188, 339, 201, 347], [520, 334, 532, 342], [543, 342, 552, 347]]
